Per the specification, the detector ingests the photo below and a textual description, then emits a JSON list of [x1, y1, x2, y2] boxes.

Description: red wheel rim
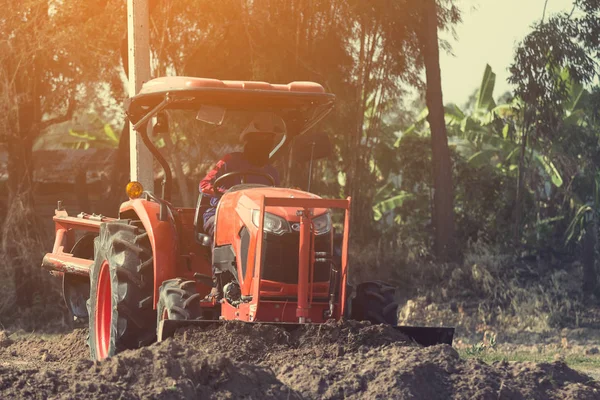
[[95, 260, 112, 360]]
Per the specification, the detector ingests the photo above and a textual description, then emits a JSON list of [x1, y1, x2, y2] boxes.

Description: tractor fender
[[119, 199, 178, 309]]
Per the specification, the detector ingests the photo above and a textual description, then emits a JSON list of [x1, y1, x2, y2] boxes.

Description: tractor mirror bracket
[[292, 131, 332, 163], [153, 112, 170, 135], [292, 131, 332, 191]]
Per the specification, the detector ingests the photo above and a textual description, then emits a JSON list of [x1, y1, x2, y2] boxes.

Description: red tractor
[[42, 77, 453, 361]]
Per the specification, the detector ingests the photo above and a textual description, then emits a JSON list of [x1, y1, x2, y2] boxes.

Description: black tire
[[349, 281, 399, 325], [88, 220, 156, 360], [157, 279, 202, 326]]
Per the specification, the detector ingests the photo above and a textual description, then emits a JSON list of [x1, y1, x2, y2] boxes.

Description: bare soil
[[0, 320, 598, 399]]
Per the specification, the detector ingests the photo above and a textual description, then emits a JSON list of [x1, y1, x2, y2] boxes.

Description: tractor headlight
[[251, 210, 291, 235], [312, 212, 332, 235]]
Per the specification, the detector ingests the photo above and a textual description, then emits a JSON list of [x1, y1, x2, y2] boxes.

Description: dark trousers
[[203, 215, 218, 287], [204, 215, 216, 237]]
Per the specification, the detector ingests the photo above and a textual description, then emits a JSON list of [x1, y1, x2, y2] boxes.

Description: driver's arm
[[200, 154, 232, 195]]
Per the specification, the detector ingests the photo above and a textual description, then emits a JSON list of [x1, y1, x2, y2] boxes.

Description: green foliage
[[2, 0, 599, 265], [506, 3, 599, 250], [475, 64, 497, 113], [565, 204, 594, 245], [565, 174, 600, 245], [373, 192, 414, 222], [68, 124, 120, 150], [465, 335, 497, 357], [147, 0, 463, 243], [534, 153, 563, 188], [0, 1, 125, 142], [465, 342, 487, 356], [385, 66, 533, 248], [391, 57, 600, 253]]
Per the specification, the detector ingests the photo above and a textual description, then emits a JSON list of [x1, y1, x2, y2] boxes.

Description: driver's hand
[[216, 186, 228, 195]]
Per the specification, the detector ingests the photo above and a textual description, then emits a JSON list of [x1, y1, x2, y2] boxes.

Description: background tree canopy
[[1, 0, 600, 305]]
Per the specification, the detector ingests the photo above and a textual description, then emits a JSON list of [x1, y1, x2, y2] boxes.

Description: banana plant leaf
[[373, 192, 414, 221], [475, 64, 497, 113], [532, 152, 563, 187], [565, 204, 593, 244]]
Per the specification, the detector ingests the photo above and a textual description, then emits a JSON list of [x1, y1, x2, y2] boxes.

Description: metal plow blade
[[393, 326, 454, 347], [158, 320, 454, 347]]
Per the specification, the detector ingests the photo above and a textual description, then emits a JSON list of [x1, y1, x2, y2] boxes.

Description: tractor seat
[[194, 192, 212, 247]]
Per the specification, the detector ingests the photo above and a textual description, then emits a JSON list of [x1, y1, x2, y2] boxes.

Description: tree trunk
[[346, 21, 374, 244], [4, 136, 36, 309], [583, 170, 599, 295], [582, 217, 597, 295], [513, 127, 528, 244], [99, 120, 130, 215], [6, 136, 35, 209], [3, 97, 39, 309], [421, 0, 456, 261]]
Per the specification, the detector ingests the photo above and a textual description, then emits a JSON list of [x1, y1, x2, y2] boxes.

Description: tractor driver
[[199, 112, 284, 238]]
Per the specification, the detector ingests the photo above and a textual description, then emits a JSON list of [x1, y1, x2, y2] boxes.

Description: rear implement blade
[[158, 320, 454, 347], [393, 326, 454, 347]]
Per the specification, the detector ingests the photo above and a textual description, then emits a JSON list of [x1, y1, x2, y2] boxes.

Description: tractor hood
[[222, 187, 330, 223]]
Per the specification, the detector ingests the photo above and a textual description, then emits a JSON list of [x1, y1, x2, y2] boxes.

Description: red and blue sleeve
[[199, 154, 232, 195]]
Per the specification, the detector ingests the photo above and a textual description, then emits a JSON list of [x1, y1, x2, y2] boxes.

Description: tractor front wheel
[[157, 279, 202, 323], [156, 279, 202, 341], [88, 221, 156, 360]]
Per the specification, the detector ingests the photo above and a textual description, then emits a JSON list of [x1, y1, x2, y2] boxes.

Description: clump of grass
[[351, 240, 590, 332], [455, 242, 585, 330], [465, 331, 497, 356], [0, 191, 68, 330], [459, 345, 600, 379]]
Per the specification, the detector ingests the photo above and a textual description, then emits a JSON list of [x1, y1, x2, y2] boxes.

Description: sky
[[439, 0, 576, 106]]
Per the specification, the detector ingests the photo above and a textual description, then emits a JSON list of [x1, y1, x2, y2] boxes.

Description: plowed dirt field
[[0, 321, 598, 399]]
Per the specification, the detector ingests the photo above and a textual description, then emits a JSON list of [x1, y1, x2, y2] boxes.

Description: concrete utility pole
[[127, 0, 154, 191]]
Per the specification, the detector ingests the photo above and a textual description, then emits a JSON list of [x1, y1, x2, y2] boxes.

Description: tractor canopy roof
[[126, 77, 335, 139]]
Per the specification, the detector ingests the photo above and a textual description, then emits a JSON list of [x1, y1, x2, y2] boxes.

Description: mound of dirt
[[0, 321, 598, 399], [175, 319, 413, 363], [0, 329, 88, 365]]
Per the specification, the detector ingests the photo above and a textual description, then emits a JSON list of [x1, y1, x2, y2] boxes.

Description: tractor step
[[157, 320, 454, 347]]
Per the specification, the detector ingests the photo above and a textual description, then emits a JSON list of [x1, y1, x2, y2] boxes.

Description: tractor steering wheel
[[213, 171, 276, 196]]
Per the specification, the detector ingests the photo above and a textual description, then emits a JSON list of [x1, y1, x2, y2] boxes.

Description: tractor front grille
[[260, 231, 331, 284]]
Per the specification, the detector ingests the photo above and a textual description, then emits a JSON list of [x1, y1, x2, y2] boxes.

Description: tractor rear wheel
[[350, 281, 399, 325], [88, 220, 156, 360]]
